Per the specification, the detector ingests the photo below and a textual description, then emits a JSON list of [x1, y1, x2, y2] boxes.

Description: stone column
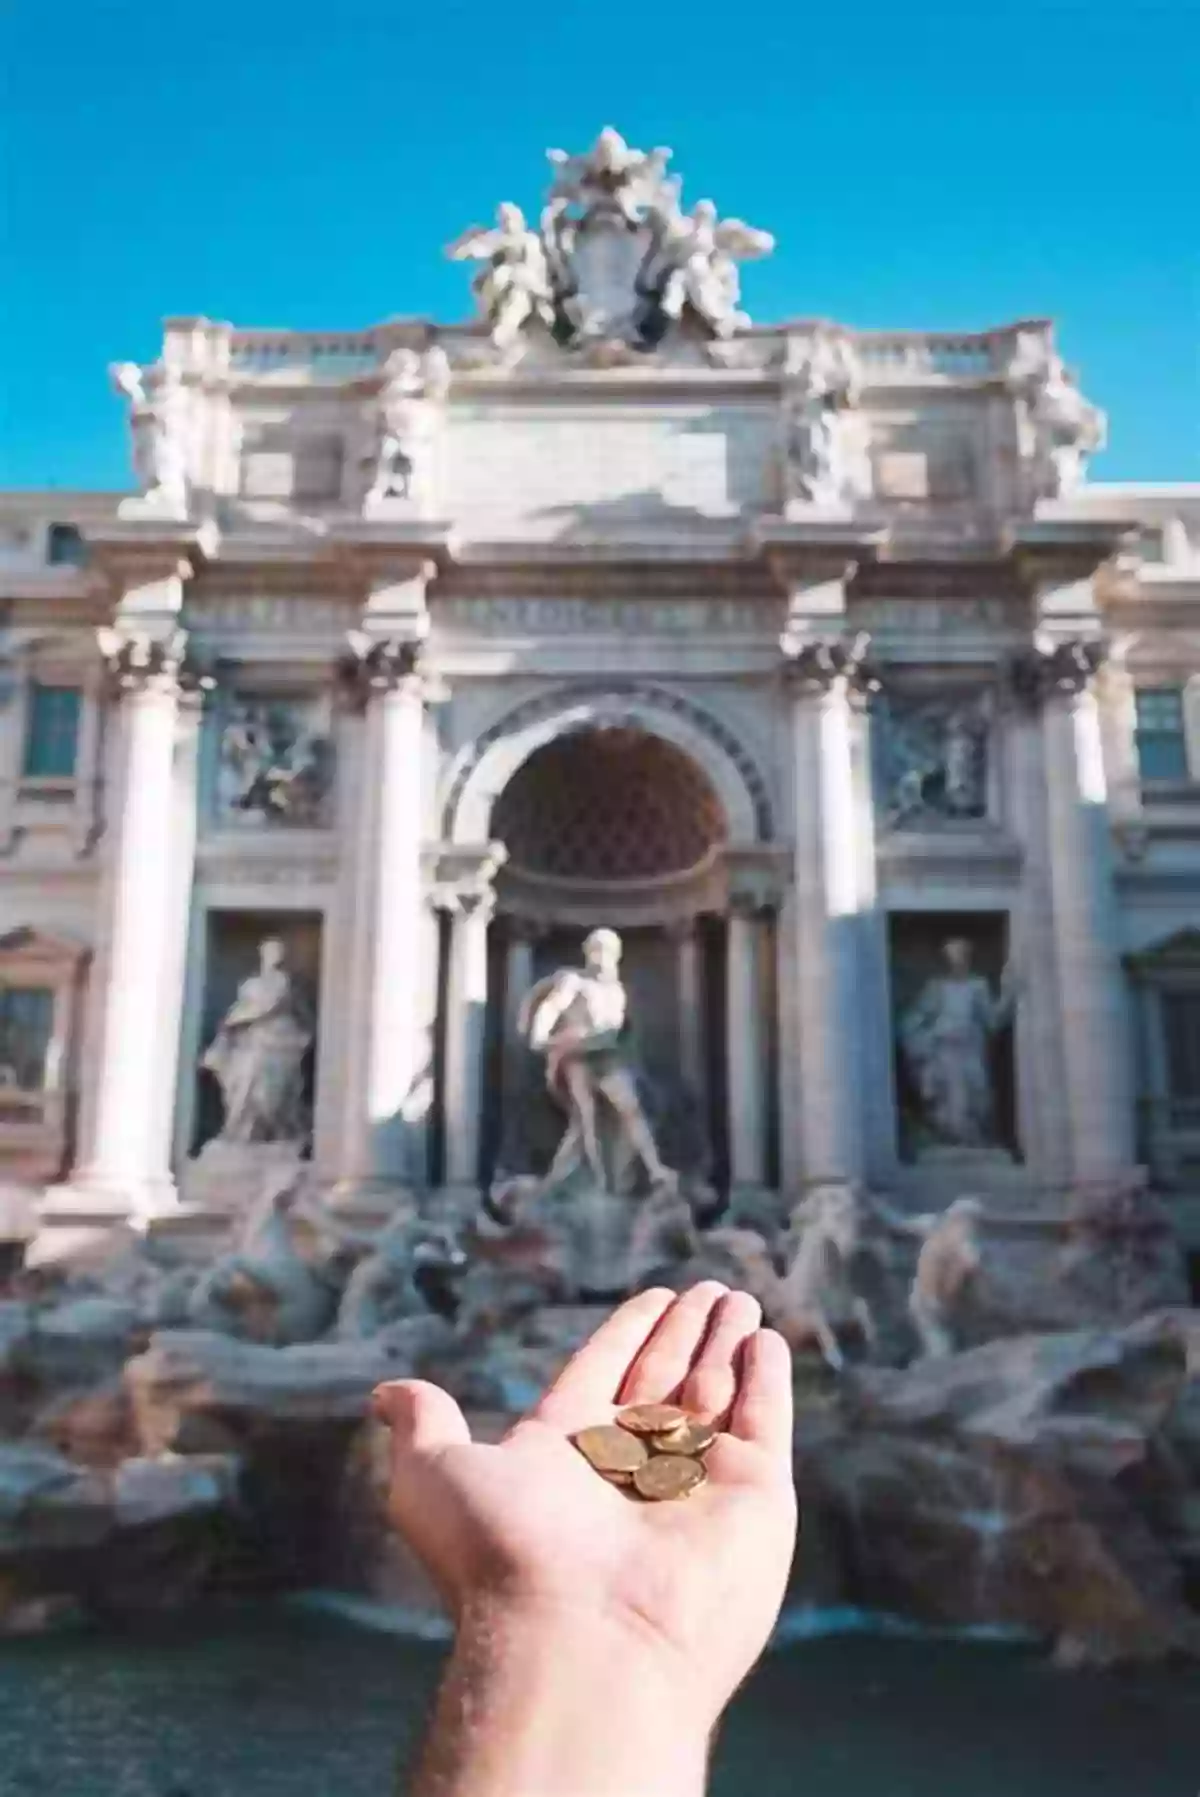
[[442, 889, 496, 1191], [333, 636, 430, 1205], [669, 916, 704, 1098], [504, 921, 536, 1044], [782, 633, 878, 1193], [1015, 638, 1136, 1183], [48, 630, 208, 1223], [726, 900, 767, 1190]]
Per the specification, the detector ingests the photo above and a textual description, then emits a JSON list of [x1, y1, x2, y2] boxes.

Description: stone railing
[[228, 330, 380, 377], [854, 325, 1044, 379]]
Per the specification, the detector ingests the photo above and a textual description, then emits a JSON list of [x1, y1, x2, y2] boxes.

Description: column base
[[30, 1171, 183, 1268], [39, 1170, 182, 1228]]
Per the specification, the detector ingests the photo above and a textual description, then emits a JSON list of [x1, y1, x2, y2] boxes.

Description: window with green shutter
[[22, 684, 82, 778]]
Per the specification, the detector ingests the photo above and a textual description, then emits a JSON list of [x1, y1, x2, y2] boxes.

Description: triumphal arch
[[3, 128, 1200, 1261]]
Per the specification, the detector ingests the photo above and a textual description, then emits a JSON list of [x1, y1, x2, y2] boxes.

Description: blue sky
[[1, 0, 1197, 489]]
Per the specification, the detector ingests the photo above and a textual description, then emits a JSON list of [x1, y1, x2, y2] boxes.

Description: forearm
[[410, 1600, 711, 1797]]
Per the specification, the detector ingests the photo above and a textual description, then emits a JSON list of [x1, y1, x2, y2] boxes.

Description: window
[[1162, 991, 1200, 1105], [0, 986, 54, 1091], [46, 522, 87, 566], [1134, 687, 1189, 782], [22, 684, 81, 778]]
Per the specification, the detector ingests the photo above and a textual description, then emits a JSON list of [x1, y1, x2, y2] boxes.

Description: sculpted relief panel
[[216, 697, 334, 828], [875, 690, 992, 827]]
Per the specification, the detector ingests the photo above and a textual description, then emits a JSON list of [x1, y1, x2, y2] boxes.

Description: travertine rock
[[124, 1326, 447, 1455], [798, 1313, 1200, 1666]]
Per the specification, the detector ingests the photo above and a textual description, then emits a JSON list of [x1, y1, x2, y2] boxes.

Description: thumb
[[372, 1379, 472, 1547]]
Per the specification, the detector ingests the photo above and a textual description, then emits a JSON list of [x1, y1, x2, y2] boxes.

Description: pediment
[[1126, 927, 1200, 971], [0, 928, 88, 973]]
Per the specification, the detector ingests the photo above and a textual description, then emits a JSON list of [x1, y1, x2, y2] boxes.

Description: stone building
[[2, 130, 1199, 1256]]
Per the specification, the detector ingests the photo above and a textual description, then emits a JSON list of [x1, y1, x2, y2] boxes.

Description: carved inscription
[[188, 596, 348, 630], [435, 596, 768, 634], [849, 597, 1015, 633]]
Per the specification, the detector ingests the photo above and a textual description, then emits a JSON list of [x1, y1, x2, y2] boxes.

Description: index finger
[[534, 1286, 676, 1430]]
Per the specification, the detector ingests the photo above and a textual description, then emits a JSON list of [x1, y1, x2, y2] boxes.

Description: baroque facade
[[2, 130, 1200, 1255]]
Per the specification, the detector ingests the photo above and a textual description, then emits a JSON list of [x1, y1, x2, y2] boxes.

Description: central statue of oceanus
[[519, 928, 676, 1196]]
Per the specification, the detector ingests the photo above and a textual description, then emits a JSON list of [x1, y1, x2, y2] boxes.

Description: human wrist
[[413, 1594, 713, 1797]]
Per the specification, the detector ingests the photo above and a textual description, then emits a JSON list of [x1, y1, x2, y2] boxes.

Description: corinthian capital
[[340, 630, 428, 703], [779, 627, 881, 696], [1008, 635, 1106, 707], [96, 626, 213, 697]]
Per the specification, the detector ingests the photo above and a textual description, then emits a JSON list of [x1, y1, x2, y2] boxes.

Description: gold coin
[[573, 1424, 649, 1475], [648, 1419, 719, 1457], [615, 1403, 689, 1436], [632, 1453, 708, 1502]]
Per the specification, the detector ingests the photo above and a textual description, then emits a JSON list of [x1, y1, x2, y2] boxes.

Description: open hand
[[373, 1282, 797, 1729]]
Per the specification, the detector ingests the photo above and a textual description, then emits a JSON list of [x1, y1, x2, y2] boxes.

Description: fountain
[[0, 927, 1196, 1667]]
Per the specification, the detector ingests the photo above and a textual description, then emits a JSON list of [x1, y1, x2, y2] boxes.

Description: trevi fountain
[[1, 126, 1200, 1790]]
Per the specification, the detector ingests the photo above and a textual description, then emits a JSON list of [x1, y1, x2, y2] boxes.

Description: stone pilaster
[[781, 630, 880, 1193], [1011, 636, 1136, 1184], [330, 634, 432, 1206], [46, 627, 210, 1224], [725, 897, 767, 1192], [441, 886, 498, 1191]]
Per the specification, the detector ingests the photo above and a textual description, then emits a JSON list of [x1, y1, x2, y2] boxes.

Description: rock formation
[[0, 1164, 1195, 1666]]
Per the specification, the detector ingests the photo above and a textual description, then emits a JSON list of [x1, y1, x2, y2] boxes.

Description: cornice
[[1004, 515, 1140, 583]]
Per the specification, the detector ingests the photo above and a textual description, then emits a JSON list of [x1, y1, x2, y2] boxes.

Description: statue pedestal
[[568, 1185, 638, 1297], [893, 1148, 1037, 1213], [180, 1140, 306, 1216]]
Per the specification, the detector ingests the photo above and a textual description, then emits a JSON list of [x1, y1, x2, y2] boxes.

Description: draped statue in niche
[[201, 939, 312, 1146]]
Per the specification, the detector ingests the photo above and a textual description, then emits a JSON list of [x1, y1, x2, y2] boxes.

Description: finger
[[535, 1286, 676, 1428], [678, 1288, 762, 1423], [618, 1280, 729, 1405], [729, 1328, 794, 1461], [374, 1379, 471, 1527]]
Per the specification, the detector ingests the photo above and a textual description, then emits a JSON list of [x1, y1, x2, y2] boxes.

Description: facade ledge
[[876, 829, 1024, 880]]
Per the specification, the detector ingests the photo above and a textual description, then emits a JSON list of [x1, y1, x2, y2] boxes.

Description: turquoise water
[[0, 1605, 1196, 1796]]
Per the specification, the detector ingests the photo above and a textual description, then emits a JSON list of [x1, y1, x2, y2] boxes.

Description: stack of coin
[[573, 1402, 718, 1502]]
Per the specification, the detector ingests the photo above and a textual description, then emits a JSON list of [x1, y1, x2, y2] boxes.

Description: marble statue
[[641, 198, 774, 341], [110, 360, 188, 514], [520, 928, 676, 1196], [883, 695, 989, 825], [200, 939, 312, 1145], [186, 1177, 340, 1346], [908, 1198, 985, 1358], [871, 1193, 986, 1359], [776, 1184, 877, 1371], [333, 1215, 467, 1341], [365, 345, 450, 504], [446, 204, 557, 354], [784, 330, 872, 507], [1005, 332, 1106, 499], [217, 703, 329, 827], [546, 127, 676, 227], [447, 135, 774, 353], [899, 940, 1015, 1151]]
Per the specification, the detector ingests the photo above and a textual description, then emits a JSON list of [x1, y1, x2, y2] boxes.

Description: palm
[[378, 1282, 797, 1715]]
